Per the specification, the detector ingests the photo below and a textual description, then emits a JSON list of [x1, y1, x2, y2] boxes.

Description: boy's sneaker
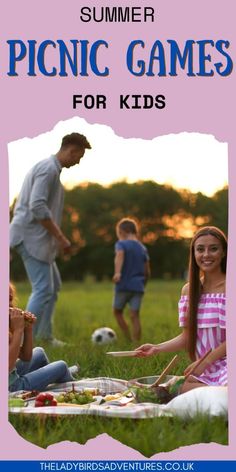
[[69, 364, 81, 376]]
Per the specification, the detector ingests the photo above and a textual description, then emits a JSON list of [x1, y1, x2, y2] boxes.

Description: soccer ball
[[91, 327, 117, 345]]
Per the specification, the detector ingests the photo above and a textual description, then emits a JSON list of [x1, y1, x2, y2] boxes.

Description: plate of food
[[106, 350, 137, 357], [101, 390, 135, 406], [9, 388, 103, 409]]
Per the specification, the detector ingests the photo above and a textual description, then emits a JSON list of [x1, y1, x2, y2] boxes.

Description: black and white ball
[[91, 327, 117, 345]]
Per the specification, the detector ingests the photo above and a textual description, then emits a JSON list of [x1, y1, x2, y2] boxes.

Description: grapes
[[57, 394, 65, 403], [56, 390, 94, 405], [75, 392, 94, 404]]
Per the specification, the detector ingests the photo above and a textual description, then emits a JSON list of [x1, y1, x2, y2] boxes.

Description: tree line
[[10, 181, 228, 281]]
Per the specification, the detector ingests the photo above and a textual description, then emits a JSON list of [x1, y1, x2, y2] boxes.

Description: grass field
[[9, 280, 228, 456]]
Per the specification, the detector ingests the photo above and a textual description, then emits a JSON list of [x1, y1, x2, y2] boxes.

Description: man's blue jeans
[[16, 243, 61, 340]]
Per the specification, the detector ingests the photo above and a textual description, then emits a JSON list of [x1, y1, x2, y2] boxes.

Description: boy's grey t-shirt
[[115, 240, 149, 293]]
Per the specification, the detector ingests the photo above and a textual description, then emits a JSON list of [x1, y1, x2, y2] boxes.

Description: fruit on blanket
[[57, 394, 66, 403], [8, 398, 25, 408], [56, 390, 94, 405], [35, 392, 57, 407]]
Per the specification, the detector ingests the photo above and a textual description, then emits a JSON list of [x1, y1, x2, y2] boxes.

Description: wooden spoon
[[147, 354, 179, 388], [184, 348, 212, 379]]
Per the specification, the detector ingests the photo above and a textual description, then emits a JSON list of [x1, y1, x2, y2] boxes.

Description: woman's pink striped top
[[178, 293, 227, 386]]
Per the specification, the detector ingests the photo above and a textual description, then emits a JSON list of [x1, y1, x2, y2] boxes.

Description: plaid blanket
[[9, 377, 227, 418], [9, 377, 170, 418]]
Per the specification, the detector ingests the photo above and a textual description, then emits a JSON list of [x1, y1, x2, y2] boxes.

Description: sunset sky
[[8, 117, 228, 205]]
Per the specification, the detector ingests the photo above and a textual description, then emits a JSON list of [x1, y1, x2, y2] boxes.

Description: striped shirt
[[178, 293, 227, 386]]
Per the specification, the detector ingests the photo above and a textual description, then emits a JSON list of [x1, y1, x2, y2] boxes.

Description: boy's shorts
[[113, 291, 143, 311]]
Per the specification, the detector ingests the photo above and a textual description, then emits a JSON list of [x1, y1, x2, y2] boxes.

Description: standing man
[[10, 133, 91, 346]]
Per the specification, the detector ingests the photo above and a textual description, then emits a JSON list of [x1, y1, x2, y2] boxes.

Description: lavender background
[[0, 0, 235, 460]]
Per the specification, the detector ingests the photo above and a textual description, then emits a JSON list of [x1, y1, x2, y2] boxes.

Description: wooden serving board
[[56, 402, 94, 408]]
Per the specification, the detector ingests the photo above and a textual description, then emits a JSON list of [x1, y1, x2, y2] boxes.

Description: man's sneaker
[[69, 364, 81, 377]]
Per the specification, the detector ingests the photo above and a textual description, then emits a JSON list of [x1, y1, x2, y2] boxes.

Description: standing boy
[[112, 218, 150, 341]]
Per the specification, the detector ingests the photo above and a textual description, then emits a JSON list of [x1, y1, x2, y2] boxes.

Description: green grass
[[9, 280, 228, 455]]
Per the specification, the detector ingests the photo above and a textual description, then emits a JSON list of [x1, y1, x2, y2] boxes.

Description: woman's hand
[[184, 359, 208, 377], [9, 308, 26, 371], [134, 343, 159, 357], [24, 311, 37, 330], [9, 307, 25, 333]]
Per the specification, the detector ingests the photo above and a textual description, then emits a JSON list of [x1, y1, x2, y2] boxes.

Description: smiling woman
[[135, 225, 227, 393], [194, 234, 226, 277]]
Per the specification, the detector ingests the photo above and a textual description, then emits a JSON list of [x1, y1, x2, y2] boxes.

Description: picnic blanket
[[9, 377, 228, 419]]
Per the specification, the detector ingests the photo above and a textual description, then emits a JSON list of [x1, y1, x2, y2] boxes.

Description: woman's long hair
[[187, 226, 227, 360], [9, 282, 17, 308]]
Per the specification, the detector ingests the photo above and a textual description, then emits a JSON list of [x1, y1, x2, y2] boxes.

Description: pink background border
[[0, 0, 235, 460]]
